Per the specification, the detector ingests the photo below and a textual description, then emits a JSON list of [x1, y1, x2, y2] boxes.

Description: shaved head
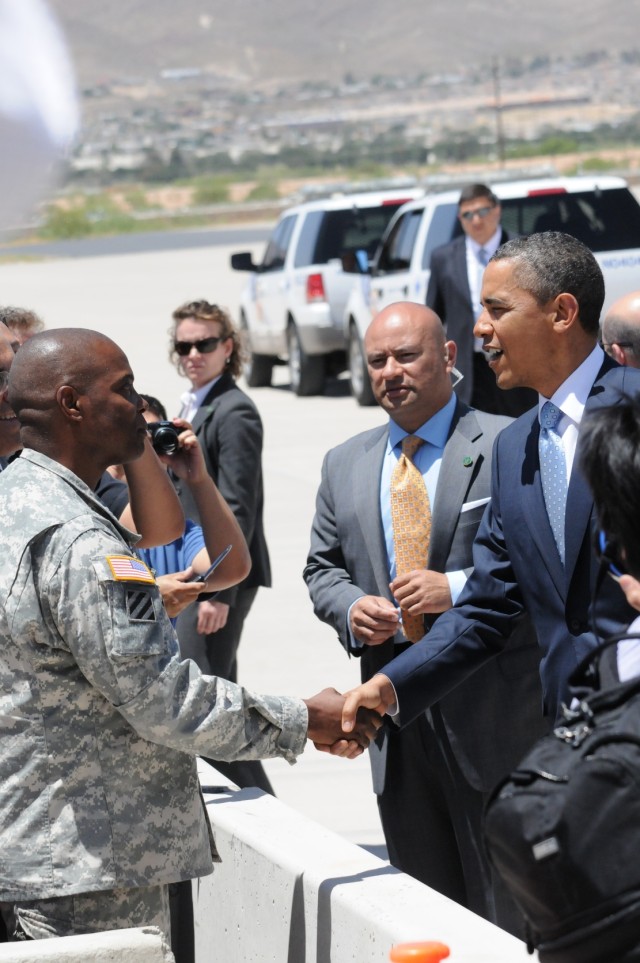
[[602, 290, 640, 367], [0, 321, 19, 456], [365, 302, 447, 351], [8, 328, 147, 485], [364, 301, 457, 431], [9, 329, 121, 426]]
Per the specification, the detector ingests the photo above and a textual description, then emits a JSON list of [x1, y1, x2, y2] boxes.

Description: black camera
[[147, 420, 180, 456]]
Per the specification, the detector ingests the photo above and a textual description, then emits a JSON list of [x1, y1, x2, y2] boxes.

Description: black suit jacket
[[427, 230, 511, 405], [304, 400, 545, 793], [174, 372, 271, 606], [383, 358, 640, 725]]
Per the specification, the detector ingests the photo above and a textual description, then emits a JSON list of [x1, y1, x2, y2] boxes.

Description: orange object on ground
[[389, 942, 451, 962]]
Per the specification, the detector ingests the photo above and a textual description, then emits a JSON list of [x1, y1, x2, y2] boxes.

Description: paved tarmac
[[0, 236, 388, 856]]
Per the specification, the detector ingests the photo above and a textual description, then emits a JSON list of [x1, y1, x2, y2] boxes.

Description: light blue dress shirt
[[381, 394, 466, 603], [348, 395, 467, 648]]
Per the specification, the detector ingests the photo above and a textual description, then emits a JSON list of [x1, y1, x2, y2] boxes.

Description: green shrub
[[192, 176, 232, 205], [246, 180, 280, 201], [41, 205, 93, 239]]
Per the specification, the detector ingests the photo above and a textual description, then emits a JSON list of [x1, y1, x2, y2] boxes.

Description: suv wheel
[[348, 324, 375, 406], [245, 352, 274, 388], [240, 313, 274, 387], [287, 322, 325, 397]]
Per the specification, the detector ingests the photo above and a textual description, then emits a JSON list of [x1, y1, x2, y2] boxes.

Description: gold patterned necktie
[[390, 435, 432, 643]]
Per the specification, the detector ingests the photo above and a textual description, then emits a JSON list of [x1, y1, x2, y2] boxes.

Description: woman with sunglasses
[[169, 299, 273, 793]]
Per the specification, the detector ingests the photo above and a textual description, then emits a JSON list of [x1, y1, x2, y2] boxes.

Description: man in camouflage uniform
[[0, 320, 19, 465], [0, 329, 379, 943]]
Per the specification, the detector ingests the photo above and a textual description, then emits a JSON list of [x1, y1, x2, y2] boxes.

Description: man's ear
[[57, 384, 82, 422], [551, 292, 580, 332], [609, 342, 628, 366]]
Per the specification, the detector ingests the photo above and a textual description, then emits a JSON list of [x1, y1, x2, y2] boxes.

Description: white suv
[[344, 175, 640, 404], [229, 188, 422, 395]]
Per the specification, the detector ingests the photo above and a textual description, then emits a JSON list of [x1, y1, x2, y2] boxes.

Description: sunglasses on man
[[459, 205, 497, 222]]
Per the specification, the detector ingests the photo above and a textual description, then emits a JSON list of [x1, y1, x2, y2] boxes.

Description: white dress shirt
[[178, 375, 223, 422], [618, 616, 640, 681], [537, 344, 605, 483]]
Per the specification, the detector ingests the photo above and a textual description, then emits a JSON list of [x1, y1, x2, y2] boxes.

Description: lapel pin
[[463, 456, 473, 468]]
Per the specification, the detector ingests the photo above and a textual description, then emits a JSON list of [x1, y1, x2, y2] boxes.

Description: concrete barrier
[[195, 765, 531, 963], [0, 764, 530, 962], [0, 926, 173, 963]]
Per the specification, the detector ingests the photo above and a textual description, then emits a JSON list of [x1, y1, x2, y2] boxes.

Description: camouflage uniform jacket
[[0, 450, 307, 901]]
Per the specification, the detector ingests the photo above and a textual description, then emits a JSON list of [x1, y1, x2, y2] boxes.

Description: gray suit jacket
[[304, 400, 546, 794]]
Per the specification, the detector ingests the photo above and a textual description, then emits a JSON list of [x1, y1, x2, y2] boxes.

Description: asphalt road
[[0, 223, 272, 260], [0, 230, 388, 854]]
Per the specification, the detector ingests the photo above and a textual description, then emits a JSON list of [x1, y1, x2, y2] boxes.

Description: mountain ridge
[[48, 0, 638, 90]]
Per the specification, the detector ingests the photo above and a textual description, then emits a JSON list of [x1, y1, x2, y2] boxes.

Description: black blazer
[[175, 371, 271, 606], [427, 230, 511, 405]]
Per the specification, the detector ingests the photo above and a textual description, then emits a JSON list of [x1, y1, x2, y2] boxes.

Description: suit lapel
[[520, 357, 622, 593], [354, 429, 391, 597], [565, 357, 625, 577], [191, 373, 234, 434], [429, 404, 481, 569], [453, 237, 472, 310]]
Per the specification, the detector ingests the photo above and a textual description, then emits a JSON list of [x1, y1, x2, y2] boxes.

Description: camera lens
[[148, 420, 179, 455]]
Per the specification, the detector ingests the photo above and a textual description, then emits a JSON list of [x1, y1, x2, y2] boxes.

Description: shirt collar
[[466, 226, 502, 259], [184, 374, 223, 410], [538, 344, 605, 426], [388, 394, 457, 452]]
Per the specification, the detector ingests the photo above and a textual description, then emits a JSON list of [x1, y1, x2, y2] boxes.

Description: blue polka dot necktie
[[539, 401, 567, 564]]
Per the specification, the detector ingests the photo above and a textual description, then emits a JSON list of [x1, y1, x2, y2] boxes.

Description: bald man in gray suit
[[304, 302, 546, 935]]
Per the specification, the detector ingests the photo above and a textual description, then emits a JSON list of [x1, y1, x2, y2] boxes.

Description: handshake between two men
[[304, 687, 384, 757]]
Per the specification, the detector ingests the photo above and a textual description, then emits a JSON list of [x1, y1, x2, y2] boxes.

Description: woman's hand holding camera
[[156, 418, 208, 485]]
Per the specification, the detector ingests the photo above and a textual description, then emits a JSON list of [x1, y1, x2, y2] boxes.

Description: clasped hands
[[349, 569, 452, 646], [303, 687, 383, 758]]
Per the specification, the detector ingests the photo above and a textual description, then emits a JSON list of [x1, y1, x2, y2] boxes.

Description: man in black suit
[[427, 183, 536, 417], [342, 232, 640, 782], [304, 302, 544, 934]]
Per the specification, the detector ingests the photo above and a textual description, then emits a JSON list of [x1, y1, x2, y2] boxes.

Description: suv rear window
[[294, 205, 404, 267], [499, 188, 640, 251]]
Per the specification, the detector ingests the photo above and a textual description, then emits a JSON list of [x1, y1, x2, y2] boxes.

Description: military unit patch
[[126, 589, 156, 622], [106, 555, 155, 584]]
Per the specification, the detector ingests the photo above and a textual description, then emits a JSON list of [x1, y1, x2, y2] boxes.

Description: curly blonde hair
[[169, 300, 244, 379]]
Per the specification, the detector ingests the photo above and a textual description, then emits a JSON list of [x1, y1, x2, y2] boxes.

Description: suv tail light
[[381, 197, 414, 206], [306, 273, 326, 302], [527, 188, 568, 196]]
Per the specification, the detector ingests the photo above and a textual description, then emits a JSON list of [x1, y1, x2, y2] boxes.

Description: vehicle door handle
[[402, 286, 408, 297]]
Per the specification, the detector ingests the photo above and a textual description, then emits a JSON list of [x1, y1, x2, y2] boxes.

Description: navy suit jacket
[[427, 230, 511, 406], [383, 358, 640, 724]]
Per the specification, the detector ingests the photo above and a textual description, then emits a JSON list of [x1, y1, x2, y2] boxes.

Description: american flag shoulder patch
[[106, 555, 155, 584]]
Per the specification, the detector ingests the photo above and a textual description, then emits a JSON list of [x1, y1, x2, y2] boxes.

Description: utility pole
[[492, 56, 506, 169]]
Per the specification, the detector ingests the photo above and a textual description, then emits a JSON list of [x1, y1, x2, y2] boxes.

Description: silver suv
[[230, 188, 422, 395]]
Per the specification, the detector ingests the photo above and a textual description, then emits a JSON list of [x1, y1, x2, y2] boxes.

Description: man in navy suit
[[341, 232, 640, 753], [427, 182, 536, 417], [304, 302, 545, 933]]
